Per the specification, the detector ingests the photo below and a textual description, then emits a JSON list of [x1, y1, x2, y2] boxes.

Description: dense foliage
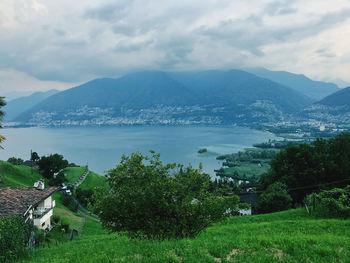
[[306, 186, 350, 218], [75, 188, 94, 207], [61, 194, 78, 212], [260, 133, 350, 204], [37, 154, 68, 179], [93, 151, 239, 240], [0, 217, 33, 262], [7, 157, 24, 165], [257, 182, 292, 213]]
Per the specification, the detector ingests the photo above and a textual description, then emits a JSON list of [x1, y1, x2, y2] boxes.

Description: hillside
[[14, 70, 312, 126], [301, 87, 350, 124], [318, 87, 350, 107], [246, 68, 339, 101], [3, 90, 58, 121], [0, 161, 43, 187], [18, 209, 350, 263]]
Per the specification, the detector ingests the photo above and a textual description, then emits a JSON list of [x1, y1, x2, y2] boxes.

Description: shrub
[[257, 182, 292, 214], [7, 157, 24, 165], [61, 193, 78, 212], [34, 228, 45, 248], [76, 188, 94, 207], [60, 217, 71, 232], [0, 217, 33, 262], [307, 186, 350, 218], [93, 151, 240, 240], [52, 215, 61, 224]]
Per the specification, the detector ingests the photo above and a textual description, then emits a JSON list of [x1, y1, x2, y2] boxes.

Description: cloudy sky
[[1, 0, 350, 96]]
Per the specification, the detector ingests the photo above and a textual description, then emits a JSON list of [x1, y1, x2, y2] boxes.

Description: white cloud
[[0, 0, 349, 87], [0, 69, 78, 96]]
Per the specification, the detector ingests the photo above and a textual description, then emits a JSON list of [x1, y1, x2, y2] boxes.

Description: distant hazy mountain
[[301, 87, 350, 124], [245, 68, 339, 101], [4, 89, 58, 121], [169, 69, 312, 113], [15, 70, 313, 126], [318, 87, 350, 107]]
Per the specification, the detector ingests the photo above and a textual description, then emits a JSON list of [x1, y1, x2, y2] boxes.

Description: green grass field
[[78, 171, 109, 191], [221, 159, 270, 179], [18, 209, 350, 263], [0, 161, 44, 187], [64, 167, 87, 185]]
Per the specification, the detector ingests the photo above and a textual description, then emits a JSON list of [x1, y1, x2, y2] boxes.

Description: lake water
[[0, 126, 279, 177]]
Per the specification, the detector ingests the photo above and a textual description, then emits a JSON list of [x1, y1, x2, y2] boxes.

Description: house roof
[[0, 187, 59, 218]]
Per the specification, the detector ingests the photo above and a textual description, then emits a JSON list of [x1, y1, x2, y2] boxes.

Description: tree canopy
[[259, 133, 350, 205], [93, 151, 240, 240], [37, 153, 68, 179]]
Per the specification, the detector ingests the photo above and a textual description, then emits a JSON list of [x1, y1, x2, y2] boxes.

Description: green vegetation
[[64, 167, 86, 185], [257, 182, 292, 214], [306, 186, 350, 219], [78, 171, 108, 191], [216, 148, 279, 181], [260, 133, 350, 204], [7, 157, 24, 165], [18, 209, 350, 263], [0, 217, 33, 263], [94, 151, 239, 239], [0, 161, 44, 187], [37, 154, 68, 180], [197, 148, 207, 154]]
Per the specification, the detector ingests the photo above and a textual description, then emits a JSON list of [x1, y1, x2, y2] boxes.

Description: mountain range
[[301, 87, 350, 124], [245, 68, 339, 101], [7, 68, 347, 127], [3, 89, 58, 121]]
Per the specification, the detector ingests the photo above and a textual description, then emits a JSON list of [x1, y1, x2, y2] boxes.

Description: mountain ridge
[[14, 70, 314, 126]]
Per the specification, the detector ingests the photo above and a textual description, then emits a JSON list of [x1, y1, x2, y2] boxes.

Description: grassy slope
[[19, 209, 350, 263], [0, 161, 44, 187], [0, 161, 87, 237], [78, 171, 109, 191], [64, 167, 87, 185]]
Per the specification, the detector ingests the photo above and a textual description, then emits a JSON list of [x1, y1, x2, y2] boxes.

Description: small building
[[238, 192, 259, 215], [0, 180, 59, 230]]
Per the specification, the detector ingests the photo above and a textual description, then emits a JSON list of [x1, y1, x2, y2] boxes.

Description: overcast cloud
[[0, 0, 350, 94]]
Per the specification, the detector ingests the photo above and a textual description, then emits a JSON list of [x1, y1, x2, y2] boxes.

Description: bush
[[52, 215, 61, 225], [76, 188, 94, 207], [34, 228, 45, 248], [60, 193, 78, 212], [60, 217, 71, 232], [48, 171, 68, 186], [307, 186, 350, 218], [257, 182, 292, 214], [94, 151, 240, 240], [7, 157, 24, 165], [0, 217, 33, 262]]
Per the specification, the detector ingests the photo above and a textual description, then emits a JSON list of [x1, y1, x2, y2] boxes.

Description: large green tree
[[37, 153, 68, 179], [260, 133, 350, 205], [93, 151, 239, 240]]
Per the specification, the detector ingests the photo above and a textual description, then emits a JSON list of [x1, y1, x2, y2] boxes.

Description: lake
[[0, 126, 279, 177]]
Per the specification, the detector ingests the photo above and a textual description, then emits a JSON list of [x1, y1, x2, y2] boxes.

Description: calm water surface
[[0, 126, 279, 177]]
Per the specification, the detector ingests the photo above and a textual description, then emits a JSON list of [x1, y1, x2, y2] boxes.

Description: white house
[[0, 180, 59, 230]]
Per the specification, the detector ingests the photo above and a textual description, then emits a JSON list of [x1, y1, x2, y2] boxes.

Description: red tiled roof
[[0, 187, 59, 218]]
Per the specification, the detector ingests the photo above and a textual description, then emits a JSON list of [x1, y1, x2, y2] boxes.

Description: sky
[[1, 0, 350, 96]]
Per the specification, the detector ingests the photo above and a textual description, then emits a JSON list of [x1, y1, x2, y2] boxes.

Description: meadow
[[18, 209, 350, 263]]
